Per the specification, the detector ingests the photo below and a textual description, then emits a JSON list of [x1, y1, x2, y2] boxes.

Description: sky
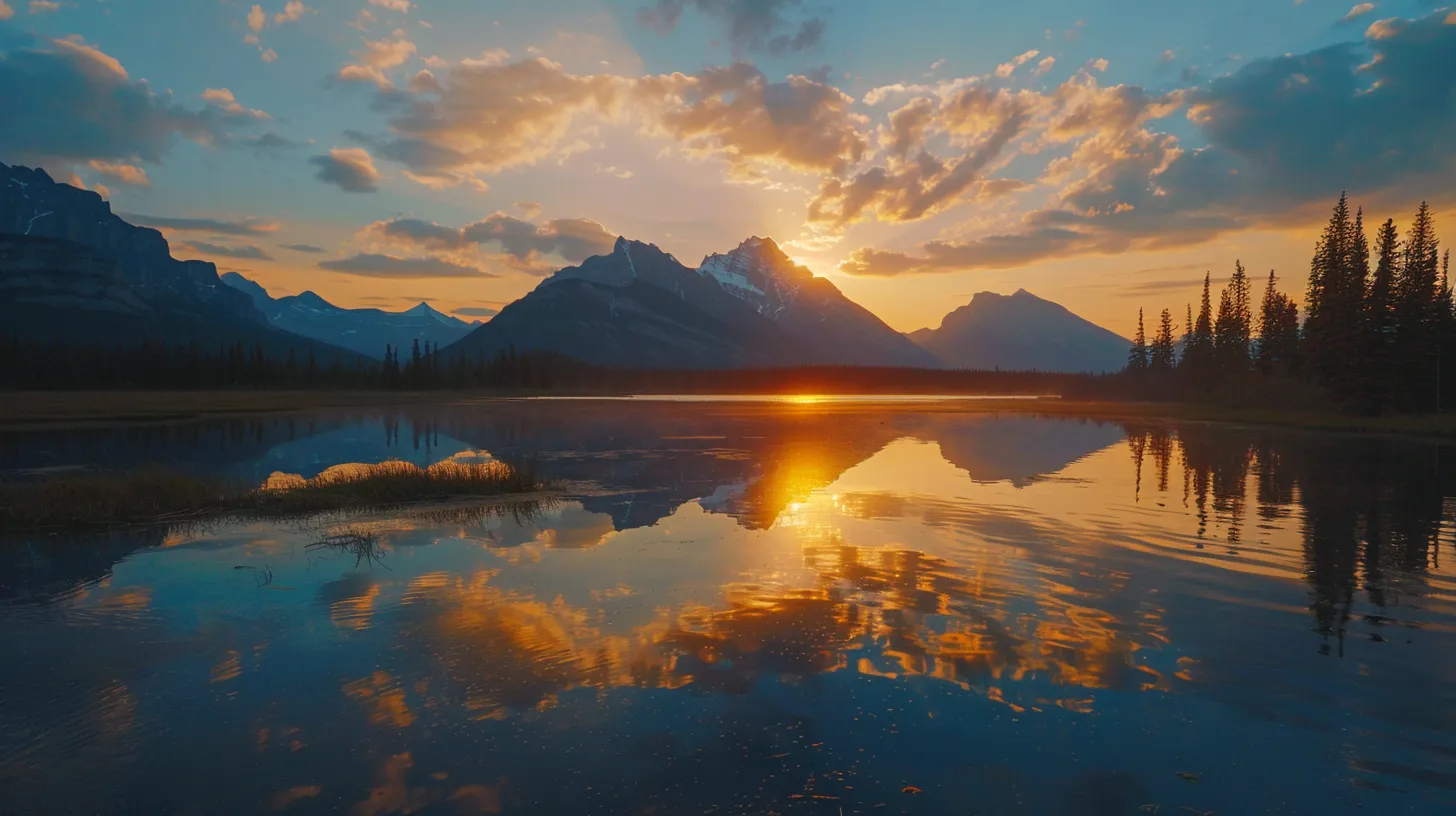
[[1, 0, 1453, 335]]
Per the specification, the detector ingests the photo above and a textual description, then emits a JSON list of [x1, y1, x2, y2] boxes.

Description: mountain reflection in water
[[2, 400, 1455, 815]]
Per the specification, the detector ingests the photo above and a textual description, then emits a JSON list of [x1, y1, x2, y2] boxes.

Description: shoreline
[[4, 389, 1456, 439]]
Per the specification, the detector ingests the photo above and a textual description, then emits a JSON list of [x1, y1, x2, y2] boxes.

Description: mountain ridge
[[907, 289, 1128, 373], [221, 272, 476, 359], [0, 162, 365, 361], [444, 234, 940, 369]]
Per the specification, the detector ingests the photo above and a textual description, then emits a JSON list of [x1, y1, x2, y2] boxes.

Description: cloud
[[245, 131, 304, 156], [342, 56, 620, 187], [837, 11, 1456, 276], [318, 253, 492, 278], [363, 213, 617, 266], [334, 34, 417, 87], [281, 243, 327, 253], [0, 3, 12, 21], [1341, 3, 1376, 24], [247, 4, 265, 32], [840, 228, 1097, 276], [452, 306, 499, 317], [808, 81, 1062, 228], [0, 35, 261, 167], [28, 1, 59, 13], [310, 147, 381, 192], [595, 163, 634, 178], [202, 87, 269, 119], [65, 173, 109, 199], [273, 1, 307, 26], [1183, 13, 1456, 198], [340, 55, 866, 188], [121, 214, 281, 235], [995, 49, 1040, 78], [182, 241, 273, 260], [514, 200, 543, 219], [634, 62, 869, 176], [1032, 56, 1057, 77], [368, 0, 411, 10], [637, 0, 826, 55], [86, 159, 149, 186], [814, 68, 1185, 232]]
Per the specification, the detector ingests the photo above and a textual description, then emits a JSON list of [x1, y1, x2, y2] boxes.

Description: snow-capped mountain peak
[[695, 236, 811, 318]]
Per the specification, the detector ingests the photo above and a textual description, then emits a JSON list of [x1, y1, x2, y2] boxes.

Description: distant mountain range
[[1, 160, 1128, 374], [0, 161, 362, 360], [221, 271, 476, 359], [907, 289, 1129, 373], [445, 235, 938, 369]]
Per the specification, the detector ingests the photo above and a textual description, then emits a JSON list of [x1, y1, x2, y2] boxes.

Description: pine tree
[[1394, 202, 1441, 410], [1128, 308, 1149, 372], [1305, 194, 1353, 387], [1151, 309, 1177, 372], [1214, 261, 1253, 372], [1182, 274, 1216, 376], [1439, 248, 1455, 412], [1362, 219, 1400, 412], [1256, 271, 1299, 376], [1350, 208, 1371, 300]]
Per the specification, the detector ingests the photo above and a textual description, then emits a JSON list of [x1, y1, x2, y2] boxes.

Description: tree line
[[1125, 196, 1451, 413], [0, 333, 1096, 394], [0, 337, 599, 391]]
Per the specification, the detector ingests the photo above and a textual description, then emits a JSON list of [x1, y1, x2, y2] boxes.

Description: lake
[[2, 399, 1455, 815]]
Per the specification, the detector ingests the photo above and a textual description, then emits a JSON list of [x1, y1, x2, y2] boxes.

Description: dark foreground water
[[3, 399, 1456, 815]]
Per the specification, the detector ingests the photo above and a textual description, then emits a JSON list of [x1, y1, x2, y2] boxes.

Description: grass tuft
[[0, 459, 545, 531]]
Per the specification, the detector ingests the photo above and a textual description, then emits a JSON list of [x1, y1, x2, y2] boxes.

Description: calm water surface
[[2, 400, 1455, 815]]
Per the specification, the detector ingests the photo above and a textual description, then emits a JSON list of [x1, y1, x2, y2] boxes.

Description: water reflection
[[2, 402, 1456, 813]]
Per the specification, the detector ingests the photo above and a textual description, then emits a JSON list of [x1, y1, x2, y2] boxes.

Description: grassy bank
[[0, 459, 545, 531]]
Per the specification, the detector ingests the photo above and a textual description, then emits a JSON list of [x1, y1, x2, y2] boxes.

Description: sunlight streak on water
[[2, 402, 1455, 814]]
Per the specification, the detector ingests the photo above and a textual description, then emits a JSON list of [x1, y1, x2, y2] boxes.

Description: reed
[[0, 459, 544, 531]]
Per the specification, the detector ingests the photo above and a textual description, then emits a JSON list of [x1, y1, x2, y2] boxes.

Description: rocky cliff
[[0, 161, 261, 322]]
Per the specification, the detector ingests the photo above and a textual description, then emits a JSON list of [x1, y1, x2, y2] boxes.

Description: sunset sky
[[1, 0, 1452, 334]]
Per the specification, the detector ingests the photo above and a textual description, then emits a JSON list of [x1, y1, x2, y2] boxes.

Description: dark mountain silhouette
[[221, 271, 475, 359], [2, 162, 259, 322], [695, 237, 937, 367], [908, 289, 1128, 373], [0, 162, 362, 360], [443, 236, 939, 369], [444, 237, 788, 368]]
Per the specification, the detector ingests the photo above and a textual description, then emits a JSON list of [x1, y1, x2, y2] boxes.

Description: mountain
[[908, 289, 1128, 373], [0, 161, 360, 359], [444, 236, 939, 369], [221, 272, 475, 359], [2, 162, 261, 323], [696, 237, 937, 367], [446, 237, 780, 368]]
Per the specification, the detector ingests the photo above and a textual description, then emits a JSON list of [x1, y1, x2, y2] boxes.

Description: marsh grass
[[308, 531, 388, 569], [0, 459, 545, 531]]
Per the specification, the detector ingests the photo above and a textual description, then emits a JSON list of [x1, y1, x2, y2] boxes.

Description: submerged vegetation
[[0, 459, 544, 531]]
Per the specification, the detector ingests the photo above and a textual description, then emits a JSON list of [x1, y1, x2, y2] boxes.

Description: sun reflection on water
[[6, 406, 1456, 812]]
